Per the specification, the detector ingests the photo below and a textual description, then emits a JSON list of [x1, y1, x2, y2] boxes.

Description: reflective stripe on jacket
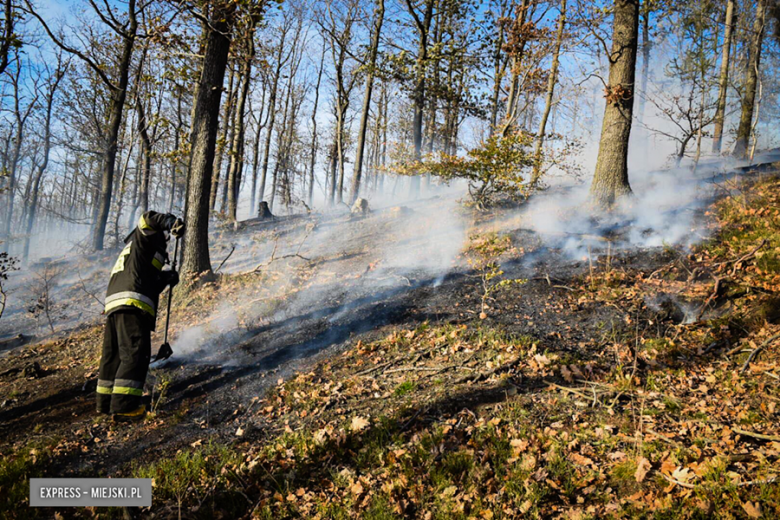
[[105, 211, 176, 328]]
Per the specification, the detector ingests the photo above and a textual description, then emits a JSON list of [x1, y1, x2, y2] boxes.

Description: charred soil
[[1, 174, 780, 519]]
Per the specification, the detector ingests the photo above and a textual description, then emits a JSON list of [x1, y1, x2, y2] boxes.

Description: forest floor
[[2, 166, 780, 519]]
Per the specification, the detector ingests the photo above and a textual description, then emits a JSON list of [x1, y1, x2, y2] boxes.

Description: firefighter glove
[[171, 218, 185, 238], [162, 270, 180, 289]]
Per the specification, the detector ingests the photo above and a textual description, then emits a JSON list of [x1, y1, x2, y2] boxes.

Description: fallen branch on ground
[[215, 245, 236, 273], [251, 232, 312, 273], [714, 239, 768, 276], [734, 428, 780, 442], [454, 355, 522, 384], [696, 276, 722, 321], [740, 332, 780, 374]]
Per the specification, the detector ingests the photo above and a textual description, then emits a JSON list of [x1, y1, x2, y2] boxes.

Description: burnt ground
[[0, 231, 656, 477], [0, 192, 631, 475], [1, 164, 780, 518]]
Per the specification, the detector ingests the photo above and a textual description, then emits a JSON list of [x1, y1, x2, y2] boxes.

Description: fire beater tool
[[152, 236, 179, 364]]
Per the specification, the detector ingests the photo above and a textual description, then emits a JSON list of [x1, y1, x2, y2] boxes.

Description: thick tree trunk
[[531, 0, 566, 186], [733, 0, 765, 159], [588, 0, 638, 207], [350, 0, 384, 204], [181, 4, 235, 277], [91, 0, 136, 251], [711, 0, 734, 154]]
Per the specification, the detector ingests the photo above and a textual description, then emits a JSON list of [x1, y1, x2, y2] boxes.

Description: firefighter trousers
[[96, 311, 152, 414]]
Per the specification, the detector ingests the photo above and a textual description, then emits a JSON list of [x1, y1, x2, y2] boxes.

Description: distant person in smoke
[[96, 211, 185, 422]]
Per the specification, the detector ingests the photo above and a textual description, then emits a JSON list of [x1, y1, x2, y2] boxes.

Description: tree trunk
[[210, 63, 236, 212], [501, 0, 529, 136], [675, 134, 693, 167], [249, 85, 267, 215], [636, 0, 650, 128], [2, 61, 35, 243], [350, 0, 384, 204], [227, 16, 259, 221], [91, 0, 137, 251], [379, 86, 388, 190], [732, 0, 765, 159], [113, 118, 136, 240], [136, 96, 152, 214], [328, 142, 337, 204], [258, 36, 286, 209], [531, 0, 566, 186], [489, 2, 507, 132], [405, 0, 434, 196], [270, 69, 294, 211], [170, 87, 184, 212], [711, 0, 734, 154], [308, 46, 325, 208], [588, 0, 639, 207], [181, 3, 236, 277]]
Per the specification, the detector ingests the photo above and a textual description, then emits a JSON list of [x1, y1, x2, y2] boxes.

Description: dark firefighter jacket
[[104, 211, 177, 329]]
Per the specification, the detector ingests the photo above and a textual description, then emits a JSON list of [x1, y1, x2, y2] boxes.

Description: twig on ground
[[251, 227, 314, 273], [356, 361, 392, 376], [660, 469, 776, 490], [726, 343, 750, 357], [385, 366, 441, 374], [454, 355, 521, 384], [735, 477, 777, 487], [734, 428, 780, 442], [645, 429, 682, 447], [696, 276, 722, 321], [76, 270, 104, 307], [740, 332, 780, 374], [401, 406, 428, 431], [658, 471, 697, 489], [544, 381, 594, 401], [713, 239, 768, 275], [214, 245, 236, 273]]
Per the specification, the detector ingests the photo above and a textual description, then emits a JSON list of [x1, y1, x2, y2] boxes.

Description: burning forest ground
[[2, 163, 780, 519]]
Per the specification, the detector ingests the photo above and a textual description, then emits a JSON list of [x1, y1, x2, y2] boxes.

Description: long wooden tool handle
[[162, 237, 180, 345]]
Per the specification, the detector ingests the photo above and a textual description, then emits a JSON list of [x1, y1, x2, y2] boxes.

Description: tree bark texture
[[711, 0, 734, 154], [732, 0, 765, 159], [349, 0, 384, 204], [588, 0, 638, 207], [531, 0, 566, 186], [405, 0, 434, 196], [227, 14, 259, 221], [91, 0, 137, 250], [181, 3, 236, 277]]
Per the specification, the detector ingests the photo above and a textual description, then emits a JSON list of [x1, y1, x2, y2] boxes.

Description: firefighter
[[96, 211, 185, 421]]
